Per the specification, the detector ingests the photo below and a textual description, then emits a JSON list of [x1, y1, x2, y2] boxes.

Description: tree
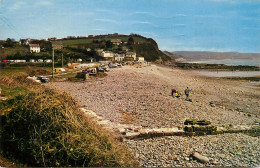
[[3, 38, 15, 47], [105, 40, 112, 48], [127, 37, 134, 45]]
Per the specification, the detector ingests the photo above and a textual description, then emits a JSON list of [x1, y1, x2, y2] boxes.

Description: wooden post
[[52, 48, 54, 79]]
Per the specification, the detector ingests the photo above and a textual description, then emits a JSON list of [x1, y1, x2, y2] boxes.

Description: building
[[126, 52, 136, 60], [100, 51, 114, 60], [19, 39, 30, 46], [29, 59, 35, 63], [114, 53, 125, 62], [111, 39, 122, 45], [77, 58, 82, 62], [29, 44, 40, 53], [38, 59, 43, 62], [137, 57, 145, 62]]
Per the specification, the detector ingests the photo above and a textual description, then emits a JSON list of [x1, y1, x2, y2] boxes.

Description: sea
[[184, 59, 260, 77], [187, 59, 260, 67]]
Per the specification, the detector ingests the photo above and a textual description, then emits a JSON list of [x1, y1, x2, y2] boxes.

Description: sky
[[0, 0, 260, 53]]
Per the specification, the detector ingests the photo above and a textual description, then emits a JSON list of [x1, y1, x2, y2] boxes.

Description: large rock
[[192, 152, 209, 163]]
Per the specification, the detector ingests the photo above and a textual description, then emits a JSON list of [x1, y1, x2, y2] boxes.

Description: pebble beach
[[46, 64, 260, 167]]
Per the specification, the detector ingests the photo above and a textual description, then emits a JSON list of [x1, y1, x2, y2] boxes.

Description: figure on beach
[[172, 89, 181, 98], [175, 91, 181, 98], [184, 87, 192, 101], [171, 89, 176, 97]]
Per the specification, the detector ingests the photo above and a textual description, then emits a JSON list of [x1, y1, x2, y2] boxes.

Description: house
[[29, 59, 35, 63], [137, 57, 145, 62], [126, 52, 136, 60], [51, 41, 63, 50], [114, 53, 125, 62], [19, 39, 30, 46], [100, 51, 114, 61], [29, 44, 40, 53], [111, 39, 122, 45], [38, 59, 43, 62]]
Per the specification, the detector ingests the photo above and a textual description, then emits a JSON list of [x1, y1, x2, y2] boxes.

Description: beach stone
[[192, 152, 209, 163]]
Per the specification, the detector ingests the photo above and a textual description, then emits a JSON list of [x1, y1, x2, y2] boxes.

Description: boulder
[[192, 152, 209, 163]]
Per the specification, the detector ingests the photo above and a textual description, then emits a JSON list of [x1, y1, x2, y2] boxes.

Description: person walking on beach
[[184, 87, 192, 100]]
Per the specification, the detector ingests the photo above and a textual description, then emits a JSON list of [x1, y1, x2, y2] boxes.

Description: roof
[[111, 39, 122, 43], [29, 44, 40, 47]]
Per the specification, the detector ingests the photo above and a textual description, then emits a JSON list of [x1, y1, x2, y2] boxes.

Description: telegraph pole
[[52, 48, 54, 78], [62, 52, 64, 68]]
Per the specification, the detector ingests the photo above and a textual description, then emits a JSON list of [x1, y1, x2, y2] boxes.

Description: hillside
[[0, 34, 171, 62], [60, 34, 171, 62]]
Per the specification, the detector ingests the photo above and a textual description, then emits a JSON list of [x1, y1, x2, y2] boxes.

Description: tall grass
[[0, 77, 138, 167]]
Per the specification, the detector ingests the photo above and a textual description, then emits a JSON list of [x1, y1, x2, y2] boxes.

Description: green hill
[[1, 34, 171, 62]]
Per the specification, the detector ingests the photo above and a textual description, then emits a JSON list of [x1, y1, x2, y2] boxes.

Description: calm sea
[[192, 71, 260, 77], [187, 59, 260, 67]]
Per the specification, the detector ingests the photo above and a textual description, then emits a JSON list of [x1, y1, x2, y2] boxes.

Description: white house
[[114, 53, 125, 62], [126, 52, 136, 60], [29, 59, 35, 63], [29, 44, 40, 53], [38, 59, 43, 62], [100, 51, 114, 60], [137, 57, 145, 62]]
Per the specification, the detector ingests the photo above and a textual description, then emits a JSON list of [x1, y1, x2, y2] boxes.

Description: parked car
[[37, 76, 50, 83], [97, 67, 105, 72], [109, 63, 117, 68]]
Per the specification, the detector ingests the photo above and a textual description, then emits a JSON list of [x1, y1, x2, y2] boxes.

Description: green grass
[[61, 37, 148, 47], [0, 67, 27, 77], [245, 127, 260, 137], [0, 86, 27, 98], [0, 67, 52, 77]]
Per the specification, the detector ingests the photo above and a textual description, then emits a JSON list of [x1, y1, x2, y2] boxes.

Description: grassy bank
[[0, 76, 138, 167]]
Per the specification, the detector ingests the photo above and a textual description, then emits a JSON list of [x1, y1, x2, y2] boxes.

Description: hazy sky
[[1, 0, 260, 52]]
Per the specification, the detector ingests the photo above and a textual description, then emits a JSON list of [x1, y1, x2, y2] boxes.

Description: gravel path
[[45, 64, 260, 167]]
